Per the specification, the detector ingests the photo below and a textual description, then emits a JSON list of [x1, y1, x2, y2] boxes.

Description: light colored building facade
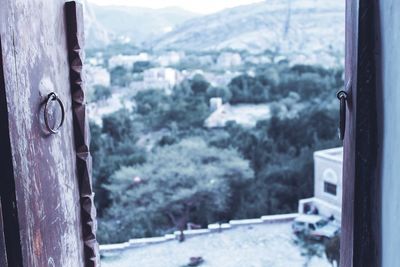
[[85, 66, 111, 87], [216, 52, 242, 69], [108, 53, 150, 70], [298, 147, 343, 222], [130, 68, 182, 94]]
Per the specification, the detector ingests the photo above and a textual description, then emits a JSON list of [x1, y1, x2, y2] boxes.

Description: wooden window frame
[[0, 0, 382, 266], [341, 0, 381, 266]]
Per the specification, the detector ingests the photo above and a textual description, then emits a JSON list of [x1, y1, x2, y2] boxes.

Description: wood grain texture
[[0, 0, 85, 266], [0, 34, 22, 267], [340, 1, 358, 265], [0, 39, 9, 267], [0, 37, 10, 267], [341, 0, 381, 266], [65, 2, 100, 266], [0, 202, 8, 267]]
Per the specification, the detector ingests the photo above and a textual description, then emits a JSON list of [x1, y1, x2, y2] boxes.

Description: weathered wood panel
[[65, 2, 100, 266], [0, 0, 85, 266], [352, 0, 380, 266], [0, 37, 9, 267], [341, 0, 381, 266], [0, 36, 21, 267], [0, 201, 8, 267], [340, 0, 358, 265]]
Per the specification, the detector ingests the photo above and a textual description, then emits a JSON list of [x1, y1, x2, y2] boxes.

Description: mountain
[[149, 0, 345, 66], [85, 4, 198, 48], [83, 1, 111, 48]]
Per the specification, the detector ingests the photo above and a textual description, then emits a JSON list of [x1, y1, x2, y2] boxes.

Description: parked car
[[292, 214, 340, 240]]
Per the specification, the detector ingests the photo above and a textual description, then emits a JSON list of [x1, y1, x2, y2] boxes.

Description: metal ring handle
[[44, 92, 65, 134], [337, 90, 348, 140]]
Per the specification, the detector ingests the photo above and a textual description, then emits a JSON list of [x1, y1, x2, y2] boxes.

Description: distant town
[[84, 1, 345, 267]]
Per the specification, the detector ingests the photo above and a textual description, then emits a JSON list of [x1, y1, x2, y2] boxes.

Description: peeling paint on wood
[[0, 0, 85, 266]]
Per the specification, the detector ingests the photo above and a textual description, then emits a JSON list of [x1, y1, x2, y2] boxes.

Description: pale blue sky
[[87, 0, 264, 14]]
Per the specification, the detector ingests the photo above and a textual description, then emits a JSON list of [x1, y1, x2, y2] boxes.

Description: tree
[[206, 86, 232, 103], [135, 82, 210, 130], [110, 66, 131, 87], [190, 74, 210, 94], [92, 85, 112, 102], [102, 109, 137, 142], [90, 110, 146, 216], [100, 138, 254, 243], [228, 74, 270, 104]]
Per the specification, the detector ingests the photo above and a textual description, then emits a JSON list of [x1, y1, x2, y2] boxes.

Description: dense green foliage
[[99, 139, 253, 242], [90, 63, 342, 244], [110, 66, 132, 87], [92, 85, 112, 102]]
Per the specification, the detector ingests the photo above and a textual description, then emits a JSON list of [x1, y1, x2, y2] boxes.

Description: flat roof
[[314, 147, 343, 163], [101, 222, 332, 267], [294, 214, 324, 224]]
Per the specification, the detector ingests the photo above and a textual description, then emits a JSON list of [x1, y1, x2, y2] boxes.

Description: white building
[[298, 147, 343, 222], [130, 68, 182, 94], [216, 52, 242, 69], [108, 53, 150, 70], [143, 68, 179, 86], [209, 97, 223, 112], [204, 104, 270, 128], [157, 51, 184, 67], [85, 66, 111, 87]]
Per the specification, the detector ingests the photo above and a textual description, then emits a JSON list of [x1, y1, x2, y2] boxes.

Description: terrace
[[101, 215, 332, 267]]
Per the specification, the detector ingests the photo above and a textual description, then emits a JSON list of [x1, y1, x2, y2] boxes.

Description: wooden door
[[340, 0, 381, 266], [0, 1, 98, 266]]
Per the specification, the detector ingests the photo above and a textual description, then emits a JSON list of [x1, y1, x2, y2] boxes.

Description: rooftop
[[102, 221, 332, 267], [294, 214, 325, 224], [314, 147, 343, 163], [204, 104, 270, 128]]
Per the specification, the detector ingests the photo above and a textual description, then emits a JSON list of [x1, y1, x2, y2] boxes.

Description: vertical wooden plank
[[65, 2, 100, 266], [0, 201, 8, 267], [0, 36, 9, 267], [340, 0, 358, 265], [353, 0, 380, 266], [341, 0, 381, 266], [0, 36, 21, 267], [0, 0, 85, 266]]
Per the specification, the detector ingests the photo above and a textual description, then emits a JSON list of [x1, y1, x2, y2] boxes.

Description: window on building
[[324, 182, 337, 196]]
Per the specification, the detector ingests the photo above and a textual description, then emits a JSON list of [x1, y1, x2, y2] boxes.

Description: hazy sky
[[87, 0, 264, 14]]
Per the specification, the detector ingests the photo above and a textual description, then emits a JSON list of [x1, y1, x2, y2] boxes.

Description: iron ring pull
[[337, 90, 348, 140], [44, 92, 65, 134]]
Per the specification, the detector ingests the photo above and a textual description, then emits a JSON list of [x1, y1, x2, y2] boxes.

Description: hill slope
[[87, 4, 198, 47], [150, 0, 345, 65]]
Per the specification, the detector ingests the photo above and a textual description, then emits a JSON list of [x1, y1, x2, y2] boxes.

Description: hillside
[[149, 0, 345, 66], [84, 0, 111, 48], [85, 4, 198, 47]]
